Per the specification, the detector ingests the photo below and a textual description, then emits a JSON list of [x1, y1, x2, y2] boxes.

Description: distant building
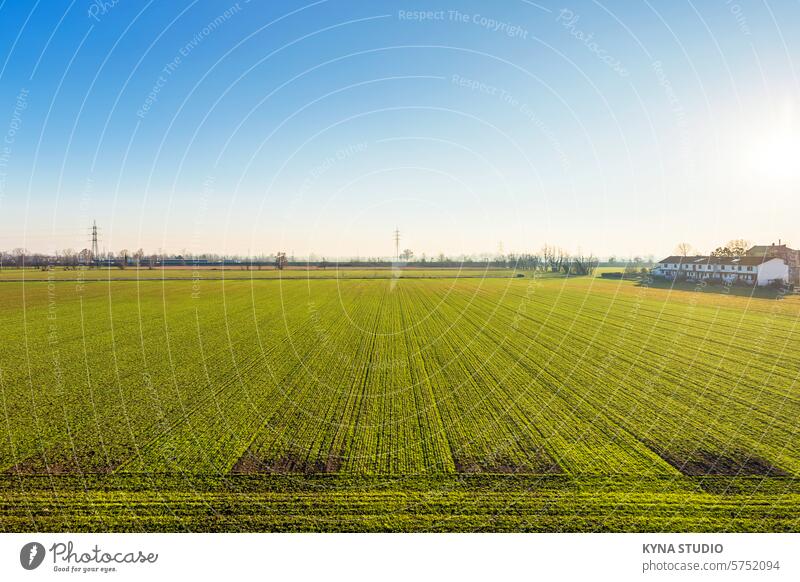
[[745, 242, 800, 285], [652, 255, 789, 287]]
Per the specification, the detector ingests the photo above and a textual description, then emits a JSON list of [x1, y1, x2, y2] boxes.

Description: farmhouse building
[[745, 242, 800, 285], [652, 255, 789, 287]]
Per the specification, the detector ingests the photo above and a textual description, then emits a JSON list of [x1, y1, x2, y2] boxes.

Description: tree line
[[673, 239, 753, 258], [507, 245, 599, 276], [1, 245, 602, 276]]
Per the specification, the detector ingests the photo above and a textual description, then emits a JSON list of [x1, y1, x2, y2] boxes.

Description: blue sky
[[1, 0, 798, 258]]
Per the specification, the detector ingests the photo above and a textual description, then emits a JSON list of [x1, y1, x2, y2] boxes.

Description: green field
[[1, 273, 798, 531]]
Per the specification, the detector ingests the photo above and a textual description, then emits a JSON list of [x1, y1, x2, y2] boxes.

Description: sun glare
[[750, 129, 800, 181]]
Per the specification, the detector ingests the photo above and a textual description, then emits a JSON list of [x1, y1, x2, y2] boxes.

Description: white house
[[746, 243, 800, 285], [652, 255, 789, 287]]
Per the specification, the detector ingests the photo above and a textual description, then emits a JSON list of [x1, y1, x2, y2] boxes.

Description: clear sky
[[1, 0, 798, 259]]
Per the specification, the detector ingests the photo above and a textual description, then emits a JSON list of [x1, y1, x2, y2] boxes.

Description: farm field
[[0, 274, 798, 531]]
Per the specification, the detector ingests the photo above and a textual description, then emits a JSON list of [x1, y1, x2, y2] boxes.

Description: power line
[[91, 221, 99, 262]]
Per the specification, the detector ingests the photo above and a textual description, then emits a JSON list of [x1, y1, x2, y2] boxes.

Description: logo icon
[[20, 542, 46, 570]]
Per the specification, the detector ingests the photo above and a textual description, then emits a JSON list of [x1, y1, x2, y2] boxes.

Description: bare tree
[[541, 244, 556, 272], [516, 252, 539, 271], [11, 247, 26, 268], [62, 248, 76, 269], [558, 248, 570, 273], [711, 246, 733, 257], [571, 254, 599, 276], [675, 242, 693, 257], [726, 239, 750, 257]]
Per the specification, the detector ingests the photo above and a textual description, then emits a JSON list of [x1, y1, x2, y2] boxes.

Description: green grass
[[2, 475, 797, 532], [0, 274, 798, 531]]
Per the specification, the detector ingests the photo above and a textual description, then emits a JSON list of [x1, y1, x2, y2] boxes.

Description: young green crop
[[0, 275, 798, 531]]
